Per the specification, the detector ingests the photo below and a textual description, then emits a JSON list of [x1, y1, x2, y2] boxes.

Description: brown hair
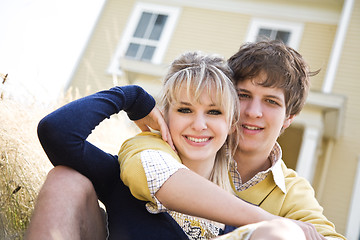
[[228, 40, 318, 116]]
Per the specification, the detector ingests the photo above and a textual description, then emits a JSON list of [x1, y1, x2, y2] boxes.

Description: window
[[125, 12, 168, 61], [246, 18, 303, 49], [109, 3, 180, 75]]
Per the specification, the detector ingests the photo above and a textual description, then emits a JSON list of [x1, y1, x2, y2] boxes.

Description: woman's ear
[[282, 115, 295, 130]]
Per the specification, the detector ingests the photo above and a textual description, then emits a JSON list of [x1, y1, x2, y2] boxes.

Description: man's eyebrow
[[236, 89, 283, 101], [236, 88, 250, 93], [265, 95, 283, 101]]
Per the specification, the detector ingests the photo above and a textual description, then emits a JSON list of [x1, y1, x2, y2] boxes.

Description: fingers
[[293, 220, 325, 240], [161, 127, 175, 151], [134, 121, 151, 132], [134, 107, 175, 151]]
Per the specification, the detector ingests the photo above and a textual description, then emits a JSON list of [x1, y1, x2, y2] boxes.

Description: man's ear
[[282, 115, 295, 130]]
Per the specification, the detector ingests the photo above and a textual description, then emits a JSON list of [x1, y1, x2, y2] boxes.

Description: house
[[68, 0, 360, 238]]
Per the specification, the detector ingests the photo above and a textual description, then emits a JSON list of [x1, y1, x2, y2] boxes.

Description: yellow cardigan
[[231, 163, 345, 239], [118, 132, 345, 239], [119, 132, 181, 202]]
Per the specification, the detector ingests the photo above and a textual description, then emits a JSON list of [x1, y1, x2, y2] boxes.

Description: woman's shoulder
[[119, 132, 179, 160]]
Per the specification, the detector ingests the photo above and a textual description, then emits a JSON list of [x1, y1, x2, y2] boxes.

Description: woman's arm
[[37, 85, 155, 200], [119, 134, 280, 226], [156, 168, 278, 227]]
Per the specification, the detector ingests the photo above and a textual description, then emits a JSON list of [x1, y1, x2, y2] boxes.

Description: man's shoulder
[[280, 161, 313, 191]]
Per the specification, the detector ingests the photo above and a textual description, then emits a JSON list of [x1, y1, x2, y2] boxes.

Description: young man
[[226, 41, 344, 238], [25, 41, 344, 239]]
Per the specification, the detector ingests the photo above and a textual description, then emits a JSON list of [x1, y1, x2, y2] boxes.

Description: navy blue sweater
[[37, 85, 188, 240]]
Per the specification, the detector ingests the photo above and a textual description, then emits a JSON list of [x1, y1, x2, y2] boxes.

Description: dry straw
[[0, 75, 138, 239]]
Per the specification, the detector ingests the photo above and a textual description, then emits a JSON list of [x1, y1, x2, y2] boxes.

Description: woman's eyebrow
[[179, 101, 217, 107], [179, 101, 191, 106]]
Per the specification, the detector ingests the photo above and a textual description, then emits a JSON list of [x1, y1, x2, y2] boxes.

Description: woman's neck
[[181, 158, 215, 180]]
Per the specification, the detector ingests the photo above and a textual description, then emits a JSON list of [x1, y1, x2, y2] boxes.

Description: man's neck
[[233, 149, 272, 184]]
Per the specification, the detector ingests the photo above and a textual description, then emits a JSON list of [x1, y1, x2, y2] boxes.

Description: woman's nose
[[191, 114, 207, 131]]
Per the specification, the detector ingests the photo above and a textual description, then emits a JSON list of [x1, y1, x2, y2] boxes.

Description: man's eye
[[238, 93, 250, 98], [177, 108, 191, 113], [266, 99, 280, 106], [208, 110, 222, 115]]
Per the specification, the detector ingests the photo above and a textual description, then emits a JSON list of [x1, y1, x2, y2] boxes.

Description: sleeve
[[118, 132, 187, 213], [280, 177, 346, 240], [37, 85, 155, 201], [215, 222, 264, 240]]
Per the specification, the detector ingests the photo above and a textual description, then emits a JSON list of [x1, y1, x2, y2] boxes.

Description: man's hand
[[134, 107, 175, 151], [292, 220, 326, 240]]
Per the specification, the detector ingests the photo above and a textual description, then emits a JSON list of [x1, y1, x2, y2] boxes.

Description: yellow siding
[[70, 0, 136, 96], [299, 22, 337, 91], [319, 0, 360, 234], [164, 6, 251, 63]]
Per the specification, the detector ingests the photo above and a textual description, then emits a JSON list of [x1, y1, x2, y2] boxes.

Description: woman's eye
[[177, 108, 191, 113], [208, 110, 222, 115]]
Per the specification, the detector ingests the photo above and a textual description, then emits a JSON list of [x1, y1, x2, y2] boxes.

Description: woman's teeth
[[187, 136, 209, 143]]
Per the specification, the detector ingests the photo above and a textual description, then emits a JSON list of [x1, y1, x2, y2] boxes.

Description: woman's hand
[[134, 107, 175, 151]]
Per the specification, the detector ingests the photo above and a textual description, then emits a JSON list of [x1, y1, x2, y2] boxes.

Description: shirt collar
[[231, 142, 287, 194], [268, 142, 287, 194]]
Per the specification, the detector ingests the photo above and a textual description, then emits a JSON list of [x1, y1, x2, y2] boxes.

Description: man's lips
[[242, 124, 263, 130]]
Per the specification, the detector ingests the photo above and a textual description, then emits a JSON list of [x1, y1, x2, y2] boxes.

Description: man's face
[[235, 72, 294, 155]]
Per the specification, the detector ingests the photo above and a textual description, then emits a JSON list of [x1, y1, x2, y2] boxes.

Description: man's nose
[[244, 100, 263, 118]]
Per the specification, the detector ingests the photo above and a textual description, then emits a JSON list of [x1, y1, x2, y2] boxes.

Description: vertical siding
[[70, 0, 135, 96], [300, 22, 337, 91], [164, 7, 251, 63], [320, 0, 360, 234]]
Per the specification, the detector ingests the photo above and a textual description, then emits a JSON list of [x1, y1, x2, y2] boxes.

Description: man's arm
[[280, 176, 346, 239]]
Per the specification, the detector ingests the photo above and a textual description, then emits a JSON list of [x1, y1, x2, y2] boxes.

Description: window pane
[[149, 14, 168, 40], [276, 31, 290, 44], [125, 43, 140, 58], [141, 46, 155, 61], [133, 12, 152, 38], [256, 28, 272, 42]]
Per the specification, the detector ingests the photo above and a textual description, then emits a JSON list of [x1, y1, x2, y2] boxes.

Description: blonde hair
[[160, 51, 239, 193]]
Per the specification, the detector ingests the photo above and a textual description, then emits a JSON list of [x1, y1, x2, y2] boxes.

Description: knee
[[40, 166, 96, 205]]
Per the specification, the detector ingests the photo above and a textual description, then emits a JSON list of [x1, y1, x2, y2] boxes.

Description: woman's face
[[166, 86, 231, 168]]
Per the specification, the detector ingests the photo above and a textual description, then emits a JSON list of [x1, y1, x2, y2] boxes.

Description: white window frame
[[246, 18, 303, 49], [108, 3, 180, 75]]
